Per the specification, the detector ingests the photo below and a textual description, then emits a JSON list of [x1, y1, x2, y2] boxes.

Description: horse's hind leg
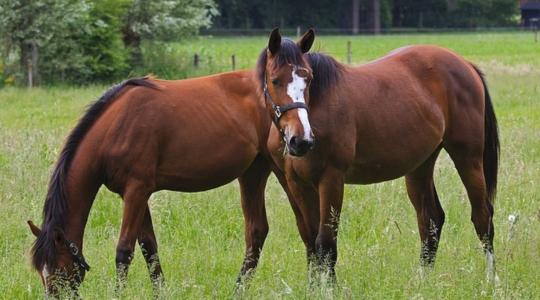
[[405, 148, 445, 267], [138, 205, 164, 289], [236, 155, 271, 287], [446, 147, 497, 282], [116, 181, 152, 289]]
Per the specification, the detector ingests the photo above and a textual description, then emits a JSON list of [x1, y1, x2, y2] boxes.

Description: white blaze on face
[[286, 69, 312, 140]]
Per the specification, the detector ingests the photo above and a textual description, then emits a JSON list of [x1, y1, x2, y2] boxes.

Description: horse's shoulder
[[214, 71, 259, 101]]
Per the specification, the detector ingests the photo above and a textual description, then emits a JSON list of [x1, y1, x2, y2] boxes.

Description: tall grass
[[0, 32, 539, 298]]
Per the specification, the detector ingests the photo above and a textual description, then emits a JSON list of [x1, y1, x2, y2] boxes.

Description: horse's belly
[[344, 161, 414, 184], [344, 139, 441, 184], [345, 109, 444, 184], [155, 135, 259, 192], [157, 165, 248, 192]]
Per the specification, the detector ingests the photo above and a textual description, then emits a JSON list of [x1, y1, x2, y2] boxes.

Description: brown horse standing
[[259, 29, 499, 282], [26, 71, 285, 295]]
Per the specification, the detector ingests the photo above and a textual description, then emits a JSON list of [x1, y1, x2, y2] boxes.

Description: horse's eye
[[271, 78, 280, 86]]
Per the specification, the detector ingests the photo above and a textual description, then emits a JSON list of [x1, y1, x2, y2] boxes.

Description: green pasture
[[141, 32, 540, 79], [1, 32, 539, 299]]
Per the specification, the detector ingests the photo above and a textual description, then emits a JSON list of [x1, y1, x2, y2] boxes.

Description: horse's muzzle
[[288, 136, 314, 156]]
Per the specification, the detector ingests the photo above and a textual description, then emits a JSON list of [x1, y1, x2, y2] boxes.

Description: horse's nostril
[[298, 139, 308, 149], [288, 136, 314, 156], [289, 136, 304, 148], [289, 136, 297, 147]]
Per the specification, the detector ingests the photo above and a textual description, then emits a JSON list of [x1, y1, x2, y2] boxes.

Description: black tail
[[471, 65, 499, 204]]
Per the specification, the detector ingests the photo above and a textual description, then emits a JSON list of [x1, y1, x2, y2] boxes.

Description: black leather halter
[[263, 79, 309, 127], [66, 240, 90, 272]]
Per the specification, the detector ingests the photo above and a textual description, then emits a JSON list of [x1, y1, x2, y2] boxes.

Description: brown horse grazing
[[25, 65, 316, 294], [27, 30, 318, 296], [260, 29, 499, 282]]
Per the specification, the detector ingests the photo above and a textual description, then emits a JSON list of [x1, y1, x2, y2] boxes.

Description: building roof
[[521, 2, 540, 10]]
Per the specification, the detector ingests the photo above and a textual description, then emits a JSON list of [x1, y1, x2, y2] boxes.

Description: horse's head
[[28, 220, 89, 297], [260, 28, 315, 156]]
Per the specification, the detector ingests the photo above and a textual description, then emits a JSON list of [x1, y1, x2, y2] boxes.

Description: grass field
[[1, 32, 539, 299]]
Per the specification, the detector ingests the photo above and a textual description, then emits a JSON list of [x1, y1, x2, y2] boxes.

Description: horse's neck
[[61, 150, 102, 246]]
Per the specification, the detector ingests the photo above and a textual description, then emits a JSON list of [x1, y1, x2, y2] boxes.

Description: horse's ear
[[27, 220, 41, 237], [297, 28, 315, 53], [52, 228, 66, 247], [268, 27, 281, 55]]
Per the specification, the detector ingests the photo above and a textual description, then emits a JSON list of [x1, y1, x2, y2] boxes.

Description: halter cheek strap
[[263, 80, 309, 127], [66, 240, 90, 272]]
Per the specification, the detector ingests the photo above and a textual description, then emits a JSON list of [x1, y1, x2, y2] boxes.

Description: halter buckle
[[69, 242, 79, 256], [65, 240, 91, 271], [273, 105, 282, 119]]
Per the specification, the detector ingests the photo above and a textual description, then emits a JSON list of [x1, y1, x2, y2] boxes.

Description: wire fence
[[161, 26, 539, 80], [201, 26, 538, 36]]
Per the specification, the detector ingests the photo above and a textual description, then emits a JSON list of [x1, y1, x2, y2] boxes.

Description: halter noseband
[[66, 240, 90, 272], [263, 77, 309, 127]]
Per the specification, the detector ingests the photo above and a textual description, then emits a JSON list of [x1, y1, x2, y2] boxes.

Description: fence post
[[193, 54, 199, 68], [297, 26, 301, 38], [347, 41, 352, 65], [532, 18, 539, 43], [231, 54, 236, 70]]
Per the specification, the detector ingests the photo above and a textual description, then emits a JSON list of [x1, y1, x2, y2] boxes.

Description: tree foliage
[[0, 0, 90, 84], [38, 0, 130, 83], [0, 0, 217, 85], [124, 0, 217, 41], [212, 0, 519, 30], [449, 0, 519, 27], [0, 0, 521, 86], [122, 0, 218, 64]]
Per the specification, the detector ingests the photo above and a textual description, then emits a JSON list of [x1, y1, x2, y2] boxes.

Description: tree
[[0, 0, 89, 86], [0, 0, 217, 85], [391, 0, 448, 28], [74, 0, 129, 83], [39, 0, 131, 84], [449, 0, 518, 27], [373, 0, 381, 33], [353, 0, 360, 34], [121, 0, 218, 65]]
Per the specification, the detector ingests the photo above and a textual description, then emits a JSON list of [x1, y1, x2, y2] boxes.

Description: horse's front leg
[[275, 168, 319, 262], [236, 156, 271, 288], [116, 182, 152, 291], [314, 166, 344, 282], [137, 205, 164, 290]]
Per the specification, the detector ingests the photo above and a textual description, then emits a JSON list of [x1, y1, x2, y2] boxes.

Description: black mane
[[256, 38, 343, 101], [305, 52, 344, 100], [31, 77, 158, 271]]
